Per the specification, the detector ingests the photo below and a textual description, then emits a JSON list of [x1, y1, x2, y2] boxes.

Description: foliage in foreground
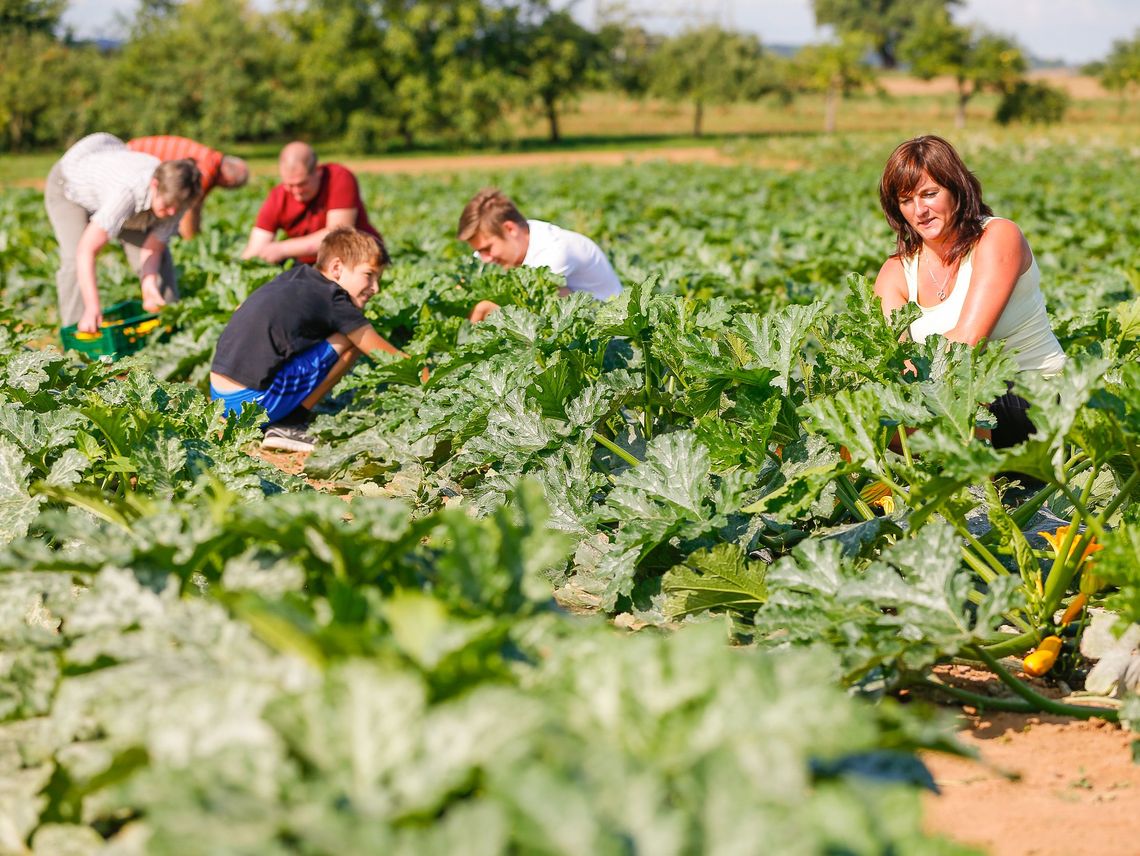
[[1, 141, 1139, 850]]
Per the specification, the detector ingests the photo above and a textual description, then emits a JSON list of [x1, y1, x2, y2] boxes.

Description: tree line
[[3, 0, 1139, 153]]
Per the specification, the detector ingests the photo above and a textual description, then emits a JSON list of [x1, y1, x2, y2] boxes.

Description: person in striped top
[[127, 135, 249, 239], [44, 133, 201, 333]]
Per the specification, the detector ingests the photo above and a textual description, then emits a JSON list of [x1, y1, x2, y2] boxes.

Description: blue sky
[[62, 0, 1140, 65]]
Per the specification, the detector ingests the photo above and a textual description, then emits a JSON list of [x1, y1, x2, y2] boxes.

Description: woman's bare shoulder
[[977, 217, 1032, 264], [873, 256, 906, 299], [979, 216, 1027, 247]]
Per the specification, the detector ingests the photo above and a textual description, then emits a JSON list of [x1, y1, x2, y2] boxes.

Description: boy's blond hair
[[153, 158, 202, 207], [457, 188, 528, 241], [316, 227, 390, 271]]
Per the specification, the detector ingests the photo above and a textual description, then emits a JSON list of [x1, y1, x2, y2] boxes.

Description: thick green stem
[[960, 545, 998, 585], [843, 476, 875, 522], [798, 355, 814, 404], [966, 589, 1031, 633], [837, 476, 875, 521], [1057, 484, 1108, 543], [981, 628, 1043, 659], [593, 432, 641, 468], [916, 678, 1038, 713], [969, 645, 1119, 722], [1036, 468, 1139, 616], [978, 454, 1091, 547], [954, 522, 1011, 579], [1098, 468, 1140, 523], [641, 337, 653, 442], [897, 427, 913, 469]]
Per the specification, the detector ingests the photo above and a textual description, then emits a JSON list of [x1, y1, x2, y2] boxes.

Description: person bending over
[[240, 141, 379, 265], [873, 135, 1066, 448], [457, 188, 622, 322], [45, 133, 201, 332], [210, 227, 410, 453], [127, 135, 249, 239]]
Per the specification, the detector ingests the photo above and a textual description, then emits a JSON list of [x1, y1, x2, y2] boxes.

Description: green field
[[1, 123, 1139, 854]]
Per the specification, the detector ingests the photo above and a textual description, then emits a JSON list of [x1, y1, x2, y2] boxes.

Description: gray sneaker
[[261, 424, 316, 453]]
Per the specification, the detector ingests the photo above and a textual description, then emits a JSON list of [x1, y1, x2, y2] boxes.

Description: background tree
[[0, 0, 64, 31], [353, 0, 525, 151], [501, 2, 606, 143], [648, 25, 769, 138], [597, 22, 659, 99], [812, 0, 961, 69], [97, 0, 289, 142], [792, 34, 876, 133], [995, 80, 1069, 126], [278, 0, 386, 147], [899, 11, 1026, 128], [0, 0, 102, 149], [1099, 30, 1140, 103]]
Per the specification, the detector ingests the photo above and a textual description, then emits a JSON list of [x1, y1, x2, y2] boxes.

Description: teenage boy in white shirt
[[457, 188, 622, 322]]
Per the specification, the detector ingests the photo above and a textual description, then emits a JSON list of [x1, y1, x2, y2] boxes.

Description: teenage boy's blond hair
[[316, 227, 390, 271], [457, 188, 529, 241]]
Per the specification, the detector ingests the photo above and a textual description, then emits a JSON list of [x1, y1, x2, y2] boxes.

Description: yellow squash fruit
[[1022, 635, 1063, 678]]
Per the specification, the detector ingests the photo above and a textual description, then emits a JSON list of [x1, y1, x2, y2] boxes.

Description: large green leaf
[[735, 302, 824, 393], [0, 438, 40, 544], [663, 543, 767, 619]]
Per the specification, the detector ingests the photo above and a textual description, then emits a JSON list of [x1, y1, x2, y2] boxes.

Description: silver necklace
[[924, 251, 958, 302]]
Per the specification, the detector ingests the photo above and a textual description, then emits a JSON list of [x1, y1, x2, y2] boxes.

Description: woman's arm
[[946, 218, 1031, 346], [873, 256, 908, 316]]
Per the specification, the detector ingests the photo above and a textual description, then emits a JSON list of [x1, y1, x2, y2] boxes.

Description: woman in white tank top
[[872, 135, 1066, 448]]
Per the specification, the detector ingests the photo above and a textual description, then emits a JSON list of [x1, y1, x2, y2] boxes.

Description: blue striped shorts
[[210, 341, 338, 423]]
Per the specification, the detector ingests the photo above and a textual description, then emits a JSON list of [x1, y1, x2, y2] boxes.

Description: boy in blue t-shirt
[[210, 227, 409, 452]]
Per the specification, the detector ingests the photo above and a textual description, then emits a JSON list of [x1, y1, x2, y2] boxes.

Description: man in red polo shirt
[[126, 135, 248, 239], [240, 142, 379, 266]]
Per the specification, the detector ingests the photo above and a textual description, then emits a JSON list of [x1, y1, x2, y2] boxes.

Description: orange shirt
[[126, 136, 224, 194]]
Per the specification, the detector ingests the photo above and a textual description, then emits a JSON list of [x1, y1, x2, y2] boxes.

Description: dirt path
[[921, 667, 1140, 856], [334, 145, 742, 177], [10, 145, 767, 191]]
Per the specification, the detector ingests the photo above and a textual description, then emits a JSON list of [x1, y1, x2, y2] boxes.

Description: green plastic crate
[[60, 300, 161, 359]]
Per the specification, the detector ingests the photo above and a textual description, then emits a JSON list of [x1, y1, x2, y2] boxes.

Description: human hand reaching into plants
[[469, 299, 500, 323], [141, 278, 167, 314], [77, 304, 103, 334]]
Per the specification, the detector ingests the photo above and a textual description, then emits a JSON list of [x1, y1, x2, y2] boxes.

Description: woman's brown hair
[[878, 135, 993, 264]]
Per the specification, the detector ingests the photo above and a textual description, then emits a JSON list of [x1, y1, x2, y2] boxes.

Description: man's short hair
[[457, 188, 528, 241], [280, 141, 318, 176], [153, 159, 202, 207], [218, 155, 249, 189], [316, 227, 390, 271]]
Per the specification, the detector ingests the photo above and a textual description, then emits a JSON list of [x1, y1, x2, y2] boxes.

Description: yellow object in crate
[[60, 300, 161, 359]]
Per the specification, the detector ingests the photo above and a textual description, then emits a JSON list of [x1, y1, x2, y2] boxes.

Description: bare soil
[[920, 665, 1140, 856], [336, 145, 741, 177]]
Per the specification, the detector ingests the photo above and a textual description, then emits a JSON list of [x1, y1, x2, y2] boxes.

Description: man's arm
[[251, 207, 358, 264], [345, 322, 402, 357], [136, 232, 170, 312], [346, 323, 429, 381], [241, 226, 277, 261], [75, 222, 110, 333], [179, 200, 204, 240]]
